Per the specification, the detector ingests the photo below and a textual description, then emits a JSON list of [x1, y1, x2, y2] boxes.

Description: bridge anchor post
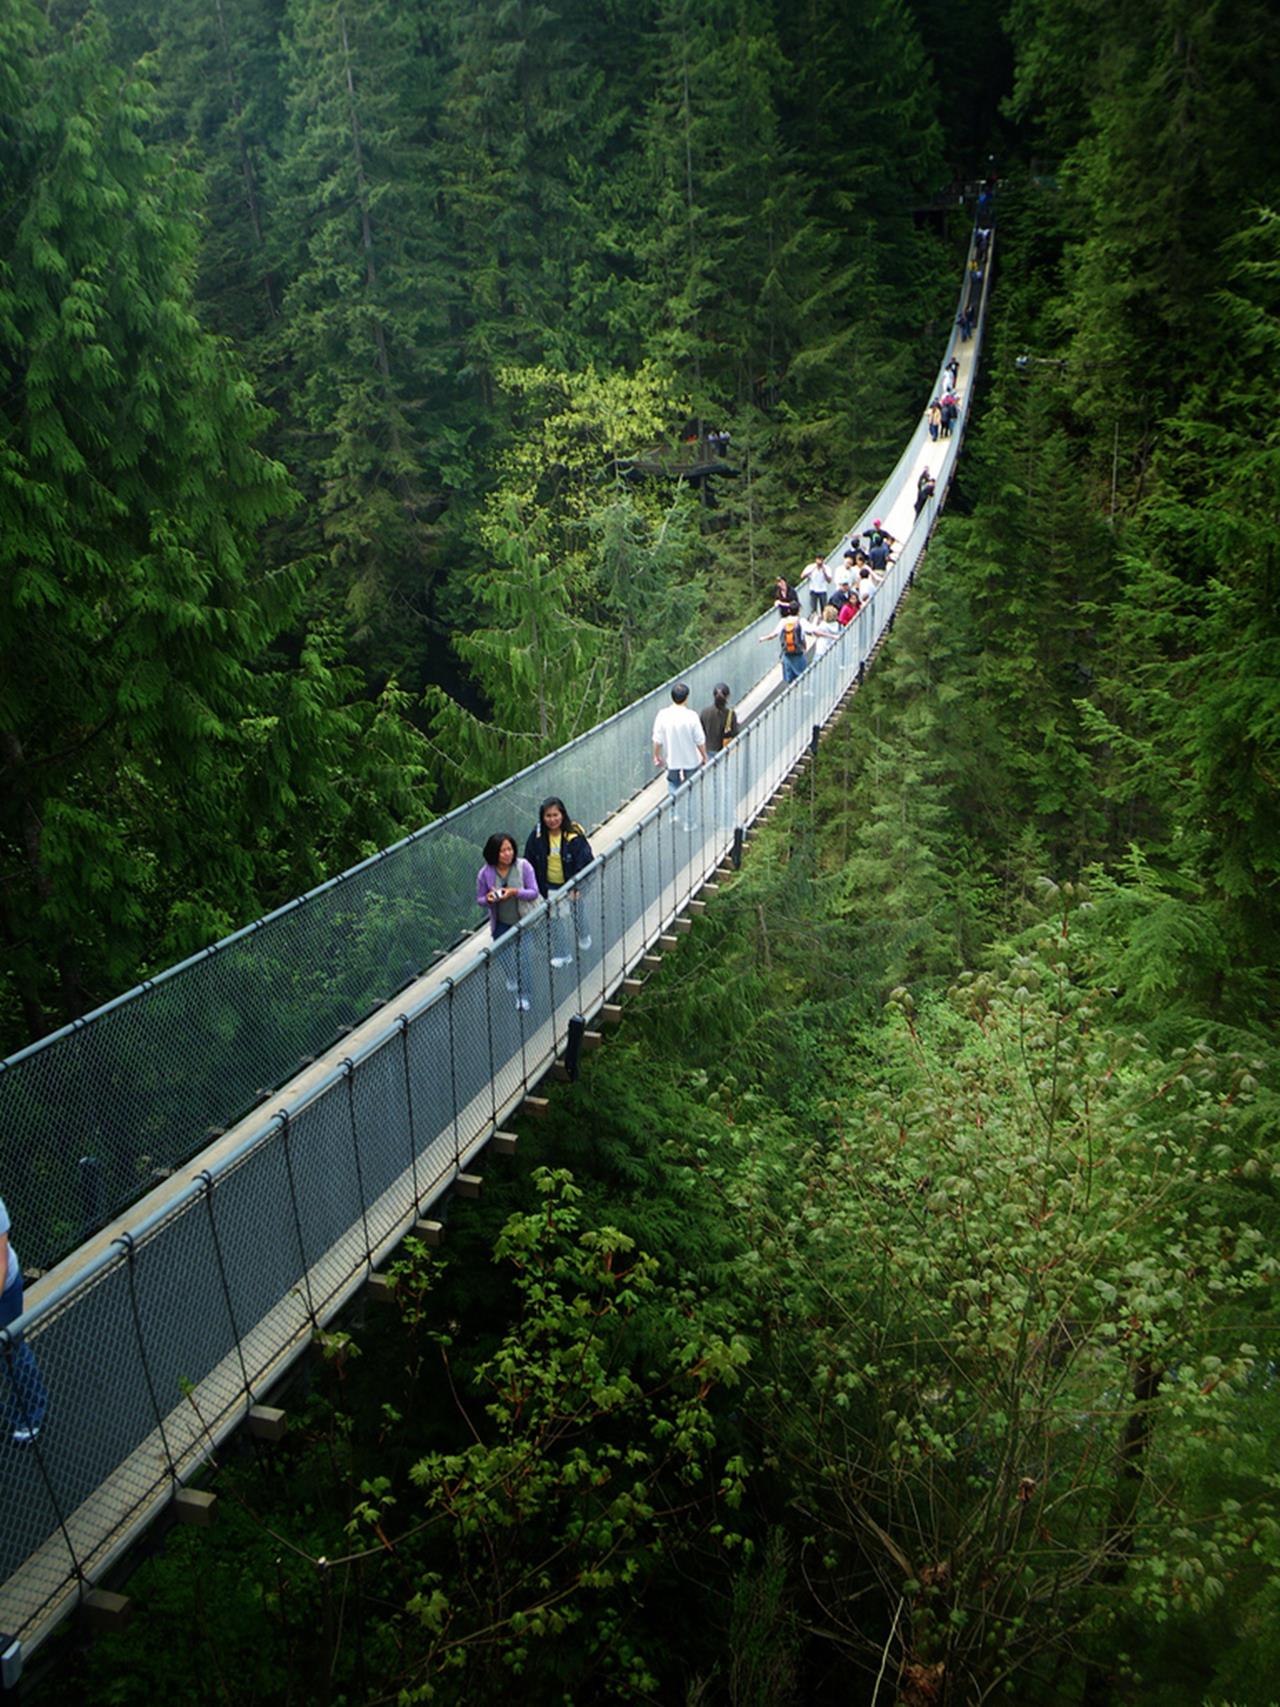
[[563, 1014, 587, 1082]]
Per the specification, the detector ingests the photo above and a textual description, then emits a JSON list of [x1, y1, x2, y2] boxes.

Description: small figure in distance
[[837, 587, 860, 626], [772, 574, 797, 616], [476, 832, 539, 1011], [944, 355, 959, 389], [700, 682, 738, 754], [525, 798, 594, 967], [758, 599, 812, 683], [915, 468, 937, 517], [928, 399, 942, 442], [0, 1191, 49, 1446], [652, 682, 708, 828]]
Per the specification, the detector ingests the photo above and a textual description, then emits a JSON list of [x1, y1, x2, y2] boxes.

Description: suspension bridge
[[0, 229, 993, 1682]]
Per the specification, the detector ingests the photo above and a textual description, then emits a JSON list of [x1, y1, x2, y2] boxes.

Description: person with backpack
[[524, 797, 595, 967], [863, 518, 896, 556], [758, 599, 812, 683]]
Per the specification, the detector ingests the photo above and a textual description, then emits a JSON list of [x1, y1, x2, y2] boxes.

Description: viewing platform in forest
[[612, 432, 739, 490], [0, 236, 994, 1677]]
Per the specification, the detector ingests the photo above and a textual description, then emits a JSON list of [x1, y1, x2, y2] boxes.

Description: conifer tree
[[98, 0, 287, 345], [428, 0, 634, 391], [271, 0, 454, 677], [0, 4, 427, 1044]]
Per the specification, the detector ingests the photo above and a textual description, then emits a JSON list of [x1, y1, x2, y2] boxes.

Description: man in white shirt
[[803, 554, 835, 616], [652, 683, 708, 823]]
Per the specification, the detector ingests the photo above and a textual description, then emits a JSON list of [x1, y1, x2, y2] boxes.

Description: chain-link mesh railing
[[1, 226, 993, 1656], [0, 216, 990, 1276]]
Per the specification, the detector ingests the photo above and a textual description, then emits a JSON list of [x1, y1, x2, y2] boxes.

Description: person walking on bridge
[[804, 554, 836, 616], [1, 1193, 48, 1445], [700, 683, 739, 833], [652, 683, 707, 828], [476, 834, 539, 1011], [700, 683, 738, 755], [524, 798, 594, 966], [758, 600, 813, 684]]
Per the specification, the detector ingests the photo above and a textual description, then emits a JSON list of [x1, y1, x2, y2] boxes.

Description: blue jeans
[[493, 922, 532, 999], [667, 768, 699, 830], [546, 885, 586, 958], [782, 651, 808, 684], [1, 1273, 48, 1433]]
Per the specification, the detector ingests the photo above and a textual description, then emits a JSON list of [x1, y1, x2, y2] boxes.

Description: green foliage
[[270, 0, 455, 676], [730, 924, 1279, 1699], [0, 5, 430, 1046], [395, 1168, 750, 1699]]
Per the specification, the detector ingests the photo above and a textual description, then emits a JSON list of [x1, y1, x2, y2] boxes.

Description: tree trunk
[[1080, 1356, 1162, 1707]]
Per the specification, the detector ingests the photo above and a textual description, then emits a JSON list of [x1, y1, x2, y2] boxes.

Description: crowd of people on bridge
[[475, 330, 971, 1011]]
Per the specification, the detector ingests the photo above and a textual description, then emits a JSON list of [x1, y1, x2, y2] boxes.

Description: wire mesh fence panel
[[447, 955, 506, 1160], [270, 1089, 372, 1319], [346, 1036, 417, 1254], [636, 817, 665, 953], [124, 1199, 245, 1458], [402, 993, 465, 1204], [0, 1254, 166, 1605]]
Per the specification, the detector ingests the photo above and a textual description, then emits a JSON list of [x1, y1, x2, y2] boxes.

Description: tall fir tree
[[0, 3, 428, 1046], [271, 0, 457, 680]]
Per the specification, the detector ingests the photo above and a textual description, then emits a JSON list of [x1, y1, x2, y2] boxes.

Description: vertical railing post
[[117, 1232, 177, 1484], [278, 1110, 318, 1328], [397, 1016, 422, 1209], [342, 1061, 373, 1269], [199, 1170, 252, 1408]]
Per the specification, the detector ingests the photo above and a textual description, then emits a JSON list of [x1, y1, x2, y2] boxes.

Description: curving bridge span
[[0, 226, 993, 1674]]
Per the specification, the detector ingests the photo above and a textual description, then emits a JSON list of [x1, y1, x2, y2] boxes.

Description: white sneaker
[[505, 978, 518, 993], [12, 1422, 42, 1445], [577, 934, 592, 952], [515, 995, 531, 1013], [550, 954, 574, 969]]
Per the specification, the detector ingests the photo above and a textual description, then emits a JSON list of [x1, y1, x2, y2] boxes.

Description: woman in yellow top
[[524, 797, 595, 968]]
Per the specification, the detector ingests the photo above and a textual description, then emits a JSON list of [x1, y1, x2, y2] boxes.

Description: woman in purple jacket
[[476, 832, 540, 1011]]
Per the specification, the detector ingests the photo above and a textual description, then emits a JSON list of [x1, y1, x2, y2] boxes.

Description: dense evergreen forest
[[6, 0, 1280, 1701]]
